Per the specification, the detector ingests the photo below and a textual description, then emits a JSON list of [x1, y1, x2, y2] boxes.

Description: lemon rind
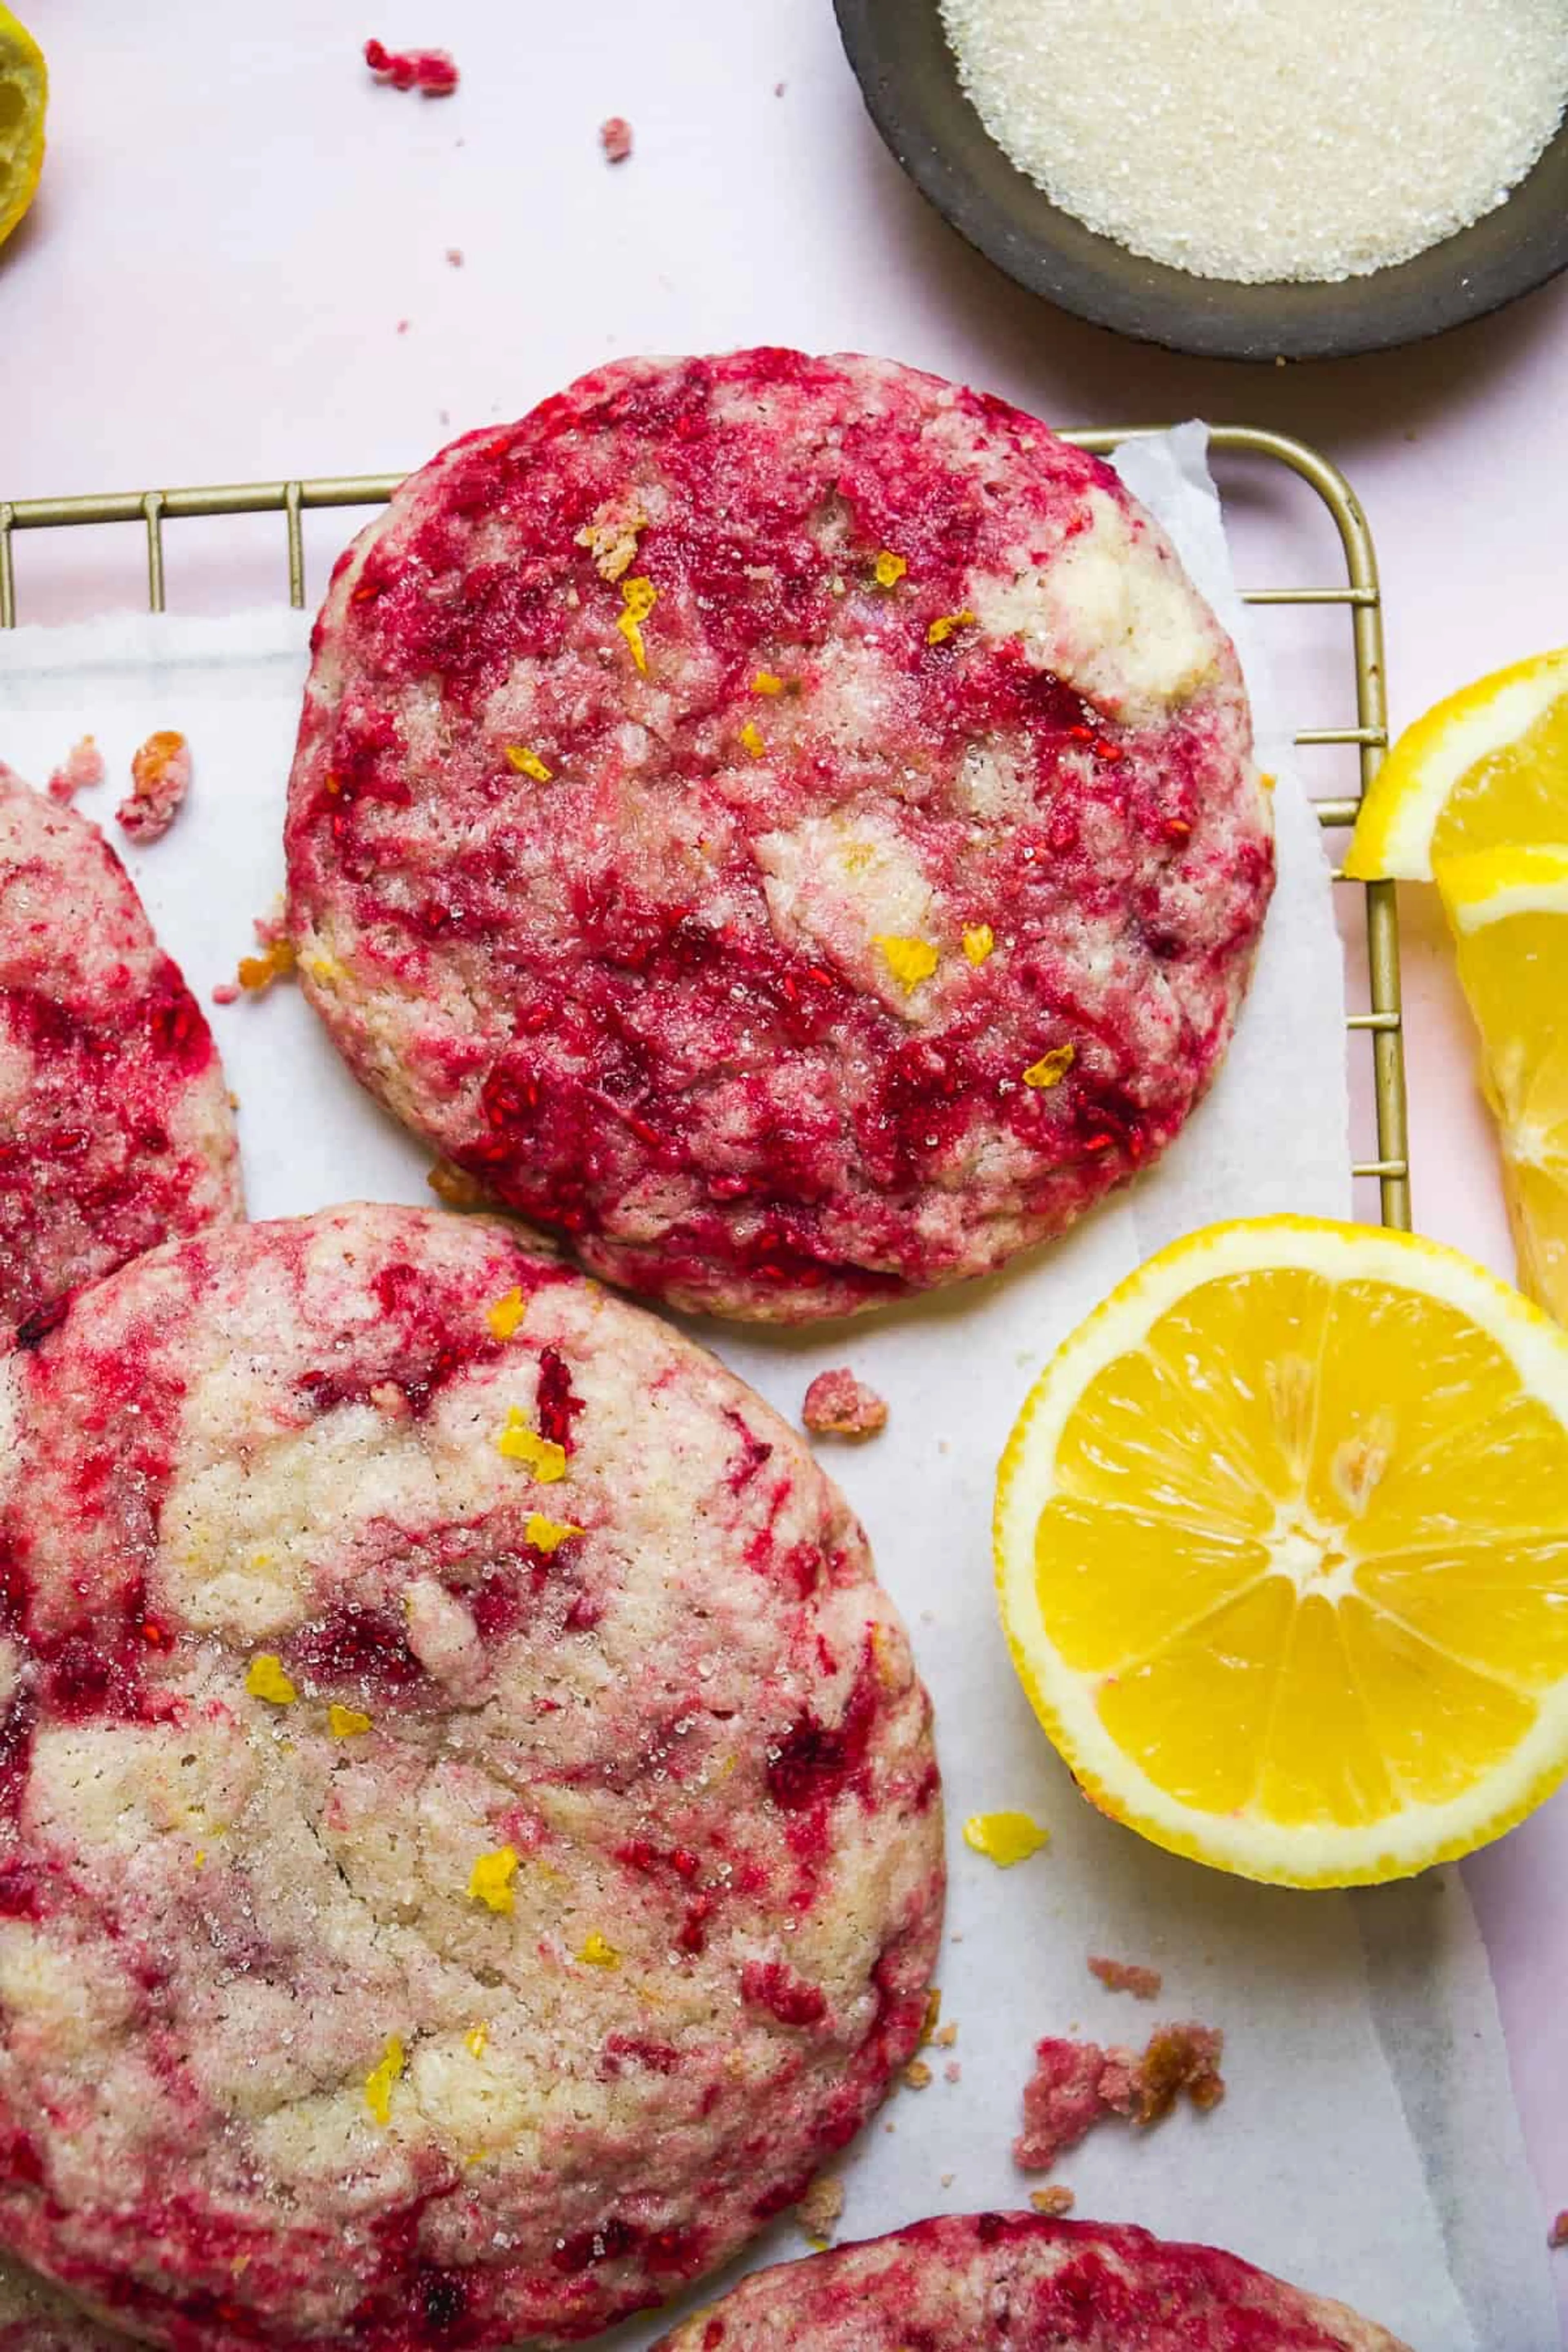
[[1345, 647, 1568, 883]]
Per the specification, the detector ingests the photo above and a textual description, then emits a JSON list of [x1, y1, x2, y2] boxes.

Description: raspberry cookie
[[286, 350, 1272, 1321], [0, 1204, 942, 2349], [655, 2213, 1409, 2352], [0, 2254, 130, 2349], [0, 769, 239, 1341]]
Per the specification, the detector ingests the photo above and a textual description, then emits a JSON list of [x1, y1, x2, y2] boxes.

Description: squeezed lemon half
[[994, 1215, 1568, 1887]]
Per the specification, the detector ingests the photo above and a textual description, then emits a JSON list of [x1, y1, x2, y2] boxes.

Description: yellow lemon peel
[[245, 1654, 296, 1706], [874, 935, 940, 994], [329, 1704, 372, 1739], [1023, 1045, 1076, 1090], [963, 1811, 1051, 1867], [465, 2023, 489, 2059], [752, 670, 785, 695], [526, 1512, 583, 1554], [873, 551, 908, 588], [364, 2036, 405, 2125], [617, 576, 659, 673], [505, 745, 553, 783], [577, 1932, 621, 1968], [927, 609, 977, 646], [494, 1409, 567, 1481], [739, 721, 766, 760], [487, 1285, 526, 1340], [468, 1845, 520, 1914], [962, 924, 995, 967]]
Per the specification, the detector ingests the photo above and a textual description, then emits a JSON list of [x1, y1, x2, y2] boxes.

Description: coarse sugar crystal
[[939, 0, 1568, 284]]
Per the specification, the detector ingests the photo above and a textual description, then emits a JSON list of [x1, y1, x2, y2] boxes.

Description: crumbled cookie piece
[[600, 115, 634, 162], [47, 735, 105, 804], [803, 1368, 889, 1438], [1088, 1953, 1163, 2000], [1015, 2023, 1225, 2169], [117, 730, 190, 843], [904, 2060, 933, 2090], [795, 2174, 844, 2245], [1029, 2185, 1076, 2216], [1550, 2210, 1568, 2250], [364, 37, 458, 93]]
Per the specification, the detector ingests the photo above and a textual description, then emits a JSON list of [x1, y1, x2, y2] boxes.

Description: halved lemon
[[994, 1216, 1568, 1887], [0, 4, 45, 253], [1439, 846, 1568, 1325], [1345, 647, 1568, 882]]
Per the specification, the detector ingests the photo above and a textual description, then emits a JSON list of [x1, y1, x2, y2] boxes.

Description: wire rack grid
[[0, 423, 1410, 1232]]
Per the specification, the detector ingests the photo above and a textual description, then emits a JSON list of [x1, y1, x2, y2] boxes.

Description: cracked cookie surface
[[287, 350, 1271, 1321], [0, 1203, 942, 2348]]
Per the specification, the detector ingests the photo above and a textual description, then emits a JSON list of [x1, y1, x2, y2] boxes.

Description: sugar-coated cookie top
[[655, 2212, 1410, 2352], [287, 350, 1271, 1321], [0, 1205, 942, 2349], [0, 770, 239, 1339]]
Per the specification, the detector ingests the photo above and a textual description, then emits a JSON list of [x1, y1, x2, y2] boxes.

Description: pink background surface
[[3, 0, 1566, 2324]]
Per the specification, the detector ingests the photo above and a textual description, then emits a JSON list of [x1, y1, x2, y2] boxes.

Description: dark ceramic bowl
[[834, 0, 1568, 361]]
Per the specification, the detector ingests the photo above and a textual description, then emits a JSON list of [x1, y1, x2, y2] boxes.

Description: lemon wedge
[[0, 5, 45, 254], [1345, 647, 1568, 881], [994, 1215, 1568, 1887], [1439, 845, 1568, 1325]]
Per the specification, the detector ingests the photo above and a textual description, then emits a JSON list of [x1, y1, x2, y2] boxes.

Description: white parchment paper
[[0, 431, 1552, 2352]]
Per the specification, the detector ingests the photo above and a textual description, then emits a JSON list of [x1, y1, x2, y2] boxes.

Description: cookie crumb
[[365, 38, 459, 94], [1015, 2023, 1225, 2169], [904, 2059, 933, 2091], [1550, 2210, 1568, 2249], [235, 937, 297, 995], [116, 731, 190, 844], [211, 981, 241, 1007], [933, 2021, 958, 2048], [600, 115, 634, 163], [47, 735, 105, 804], [428, 1161, 490, 1209], [943, 2060, 961, 2084], [802, 1368, 888, 1437], [940, 2171, 955, 2188], [795, 2174, 844, 2243], [445, 246, 464, 266], [1088, 1953, 1163, 2000], [1029, 2185, 1076, 2216]]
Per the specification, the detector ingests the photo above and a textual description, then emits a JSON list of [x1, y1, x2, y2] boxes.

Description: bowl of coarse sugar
[[834, 0, 1568, 361]]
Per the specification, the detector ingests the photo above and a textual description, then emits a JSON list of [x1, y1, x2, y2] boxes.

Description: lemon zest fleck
[[245, 1654, 297, 1706], [617, 576, 659, 673], [329, 1704, 373, 1739], [306, 951, 346, 987], [494, 1409, 568, 1481], [505, 745, 553, 784], [577, 1932, 621, 1968], [237, 939, 297, 993], [526, 1511, 583, 1554], [739, 720, 766, 760], [1260, 770, 1277, 793], [468, 1845, 520, 1914], [873, 550, 907, 589], [752, 670, 785, 695], [963, 1811, 1051, 1867], [927, 608, 977, 646], [487, 1285, 527, 1341], [364, 2035, 405, 2125], [465, 2023, 489, 2059], [874, 934, 940, 994], [193, 1849, 207, 1870], [962, 924, 995, 967], [840, 841, 875, 876], [1023, 1045, 1076, 1089]]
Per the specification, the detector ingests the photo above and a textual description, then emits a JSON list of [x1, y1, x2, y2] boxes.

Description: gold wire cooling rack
[[0, 423, 1410, 1232]]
